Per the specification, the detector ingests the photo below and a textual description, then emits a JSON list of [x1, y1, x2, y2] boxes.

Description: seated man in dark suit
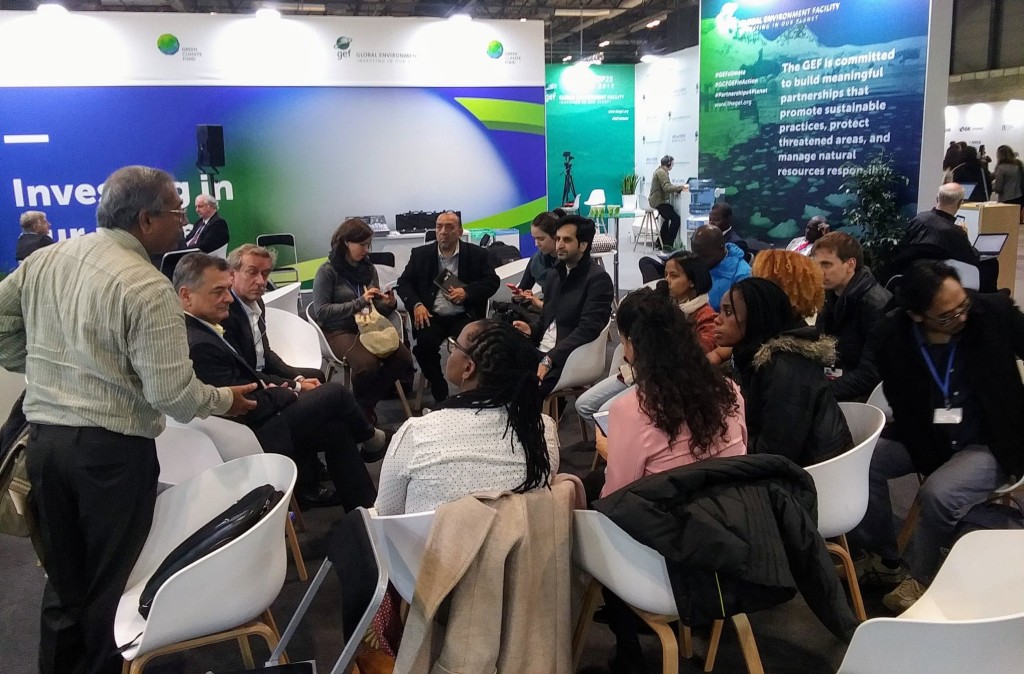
[[397, 211, 500, 402], [175, 252, 384, 510], [223, 243, 324, 384], [512, 215, 614, 397], [185, 194, 230, 254], [15, 210, 54, 262]]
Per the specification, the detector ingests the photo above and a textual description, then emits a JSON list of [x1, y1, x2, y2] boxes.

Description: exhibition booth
[[1, 0, 958, 281]]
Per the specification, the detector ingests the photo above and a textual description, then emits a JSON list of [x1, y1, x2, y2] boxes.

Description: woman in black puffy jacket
[[714, 277, 853, 467]]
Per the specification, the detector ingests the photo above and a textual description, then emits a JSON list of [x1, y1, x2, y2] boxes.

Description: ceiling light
[[255, 7, 281, 19], [554, 9, 612, 17], [646, 19, 661, 28], [277, 2, 326, 11], [640, 54, 660, 63], [36, 3, 68, 16], [599, 40, 610, 48], [520, 17, 527, 22], [449, 13, 472, 22], [562, 55, 573, 62]]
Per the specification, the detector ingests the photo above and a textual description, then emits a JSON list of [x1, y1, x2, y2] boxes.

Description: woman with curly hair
[[751, 248, 825, 320], [375, 319, 558, 515], [601, 288, 747, 497]]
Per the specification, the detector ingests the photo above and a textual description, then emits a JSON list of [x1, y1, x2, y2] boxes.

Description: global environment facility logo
[[335, 36, 353, 60], [156, 33, 180, 56], [486, 40, 504, 59]]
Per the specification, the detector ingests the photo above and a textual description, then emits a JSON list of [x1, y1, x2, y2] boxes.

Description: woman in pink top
[[602, 288, 748, 498]]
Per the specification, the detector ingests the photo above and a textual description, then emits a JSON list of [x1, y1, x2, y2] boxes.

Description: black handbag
[[138, 484, 284, 618]]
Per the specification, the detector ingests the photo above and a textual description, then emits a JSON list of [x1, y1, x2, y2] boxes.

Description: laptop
[[972, 233, 1008, 257], [959, 183, 977, 199]]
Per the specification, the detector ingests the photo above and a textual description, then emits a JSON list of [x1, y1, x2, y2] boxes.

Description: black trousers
[[25, 424, 159, 674], [257, 382, 377, 511], [656, 203, 681, 249], [411, 313, 472, 400], [638, 256, 667, 284]]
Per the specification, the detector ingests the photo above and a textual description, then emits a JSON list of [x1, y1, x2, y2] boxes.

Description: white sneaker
[[883, 577, 926, 613]]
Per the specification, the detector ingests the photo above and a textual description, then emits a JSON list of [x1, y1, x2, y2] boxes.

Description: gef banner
[[699, 0, 930, 242]]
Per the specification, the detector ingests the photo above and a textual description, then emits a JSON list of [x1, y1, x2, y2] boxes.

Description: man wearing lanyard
[[851, 260, 1024, 612]]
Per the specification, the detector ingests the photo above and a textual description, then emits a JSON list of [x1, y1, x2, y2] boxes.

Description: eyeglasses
[[446, 337, 472, 357], [926, 297, 971, 326], [160, 208, 188, 222]]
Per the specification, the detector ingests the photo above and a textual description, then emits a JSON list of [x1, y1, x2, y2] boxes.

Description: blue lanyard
[[914, 325, 957, 408]]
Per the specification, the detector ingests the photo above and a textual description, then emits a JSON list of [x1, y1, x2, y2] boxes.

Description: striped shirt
[[0, 228, 233, 438]]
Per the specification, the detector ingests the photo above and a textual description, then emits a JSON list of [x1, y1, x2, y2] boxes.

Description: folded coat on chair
[[594, 454, 858, 641], [395, 478, 579, 674]]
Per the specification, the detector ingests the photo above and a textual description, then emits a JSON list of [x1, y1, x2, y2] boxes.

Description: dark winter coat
[[736, 327, 853, 467], [594, 454, 858, 640], [816, 268, 893, 401]]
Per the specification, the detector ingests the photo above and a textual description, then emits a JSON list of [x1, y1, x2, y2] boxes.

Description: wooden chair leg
[[731, 614, 764, 674], [395, 381, 413, 419], [413, 371, 425, 413], [897, 500, 922, 555], [571, 579, 604, 672], [285, 516, 309, 582], [289, 495, 306, 532], [258, 609, 289, 664], [679, 623, 693, 659], [704, 620, 724, 672], [631, 610, 679, 674], [237, 636, 255, 668], [126, 620, 280, 674], [578, 412, 588, 444], [829, 535, 867, 621]]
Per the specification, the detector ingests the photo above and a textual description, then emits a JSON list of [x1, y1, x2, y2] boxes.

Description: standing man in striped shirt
[[0, 166, 257, 674]]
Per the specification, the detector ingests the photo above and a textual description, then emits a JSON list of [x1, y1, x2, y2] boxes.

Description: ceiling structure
[[0, 0, 700, 63]]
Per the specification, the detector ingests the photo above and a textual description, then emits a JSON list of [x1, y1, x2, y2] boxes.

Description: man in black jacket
[[15, 210, 54, 262], [513, 215, 613, 397], [851, 260, 1024, 612], [223, 243, 324, 384], [902, 184, 978, 266], [175, 253, 384, 510], [186, 194, 230, 253], [811, 232, 892, 401], [397, 211, 499, 402]]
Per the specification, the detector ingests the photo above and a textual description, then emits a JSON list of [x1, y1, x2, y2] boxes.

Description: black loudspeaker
[[196, 125, 225, 168]]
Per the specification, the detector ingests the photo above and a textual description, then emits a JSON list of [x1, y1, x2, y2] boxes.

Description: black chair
[[368, 251, 396, 268], [424, 230, 437, 243], [256, 233, 300, 285], [159, 248, 201, 280]]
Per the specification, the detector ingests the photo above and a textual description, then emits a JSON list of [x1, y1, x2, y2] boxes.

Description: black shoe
[[607, 635, 647, 674], [358, 428, 390, 463], [295, 486, 344, 509]]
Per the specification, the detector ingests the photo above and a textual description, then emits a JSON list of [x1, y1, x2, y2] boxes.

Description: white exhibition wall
[[944, 100, 1024, 160], [0, 11, 547, 270], [634, 47, 701, 192]]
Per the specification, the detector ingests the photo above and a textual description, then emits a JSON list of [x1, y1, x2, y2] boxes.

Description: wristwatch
[[540, 356, 553, 369]]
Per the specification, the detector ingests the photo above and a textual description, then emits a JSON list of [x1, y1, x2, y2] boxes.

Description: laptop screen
[[973, 233, 1008, 256]]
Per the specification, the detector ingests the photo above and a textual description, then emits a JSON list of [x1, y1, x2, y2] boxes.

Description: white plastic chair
[[210, 243, 229, 259], [0, 367, 26, 421], [264, 282, 301, 315], [866, 382, 892, 423], [154, 425, 223, 492], [838, 529, 1024, 673], [165, 415, 309, 581], [367, 509, 435, 604], [572, 510, 764, 674], [633, 193, 662, 251], [944, 258, 980, 290], [563, 193, 582, 214], [803, 402, 887, 621], [584, 189, 606, 208], [264, 306, 323, 371], [543, 321, 611, 423], [114, 454, 297, 673]]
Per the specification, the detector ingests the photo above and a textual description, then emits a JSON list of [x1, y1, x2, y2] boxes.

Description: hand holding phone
[[506, 283, 522, 294]]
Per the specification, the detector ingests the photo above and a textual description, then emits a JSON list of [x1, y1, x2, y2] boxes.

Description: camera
[[563, 151, 573, 160]]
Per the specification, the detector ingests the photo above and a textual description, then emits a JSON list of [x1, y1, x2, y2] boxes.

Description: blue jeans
[[850, 438, 1006, 583], [575, 375, 632, 422]]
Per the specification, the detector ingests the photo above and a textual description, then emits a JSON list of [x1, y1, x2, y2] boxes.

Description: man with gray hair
[[904, 182, 978, 266], [176, 251, 384, 510], [0, 166, 257, 674], [648, 155, 688, 251], [186, 192, 230, 253], [15, 210, 53, 262]]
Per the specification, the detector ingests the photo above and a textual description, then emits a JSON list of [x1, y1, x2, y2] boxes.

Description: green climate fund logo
[[157, 34, 180, 56], [486, 40, 504, 59]]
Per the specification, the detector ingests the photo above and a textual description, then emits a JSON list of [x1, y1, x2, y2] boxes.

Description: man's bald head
[[936, 183, 965, 214], [691, 225, 726, 267]]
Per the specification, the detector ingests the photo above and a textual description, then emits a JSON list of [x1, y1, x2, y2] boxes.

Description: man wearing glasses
[[851, 259, 1024, 613], [186, 193, 230, 254]]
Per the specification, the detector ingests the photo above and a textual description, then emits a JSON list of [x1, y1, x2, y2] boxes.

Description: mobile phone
[[381, 280, 398, 293], [506, 283, 521, 292]]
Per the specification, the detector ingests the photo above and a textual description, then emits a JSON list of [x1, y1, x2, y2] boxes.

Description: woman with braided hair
[[600, 288, 747, 497], [374, 320, 559, 515]]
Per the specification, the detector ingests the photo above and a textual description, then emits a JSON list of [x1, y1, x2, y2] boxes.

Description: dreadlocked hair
[[444, 320, 550, 493], [617, 287, 740, 457]]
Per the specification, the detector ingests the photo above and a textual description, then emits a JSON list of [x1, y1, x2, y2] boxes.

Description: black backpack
[[485, 241, 521, 268], [138, 484, 284, 618]]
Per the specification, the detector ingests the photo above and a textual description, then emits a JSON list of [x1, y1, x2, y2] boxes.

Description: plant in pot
[[842, 153, 908, 280], [621, 172, 640, 210]]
